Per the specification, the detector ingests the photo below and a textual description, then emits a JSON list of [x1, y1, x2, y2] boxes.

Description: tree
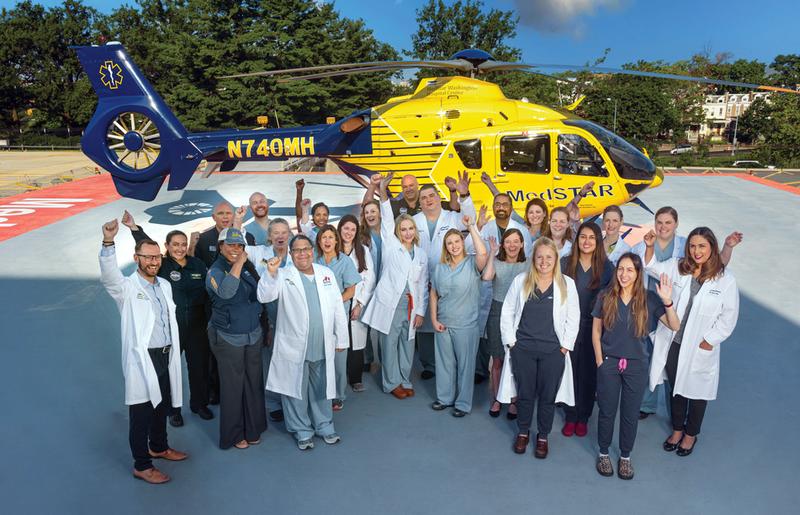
[[727, 97, 773, 144], [769, 54, 800, 89], [756, 94, 800, 167]]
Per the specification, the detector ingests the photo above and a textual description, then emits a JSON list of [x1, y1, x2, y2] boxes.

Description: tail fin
[[75, 43, 202, 201]]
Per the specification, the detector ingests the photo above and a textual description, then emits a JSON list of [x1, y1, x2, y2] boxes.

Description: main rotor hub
[[449, 49, 495, 68]]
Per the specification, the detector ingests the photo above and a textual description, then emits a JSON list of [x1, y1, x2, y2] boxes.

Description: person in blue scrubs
[[314, 225, 362, 411], [560, 222, 614, 438], [430, 220, 488, 417]]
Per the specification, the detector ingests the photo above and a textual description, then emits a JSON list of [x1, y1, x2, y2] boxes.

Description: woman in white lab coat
[[644, 227, 740, 458], [498, 237, 579, 459], [338, 214, 376, 392], [361, 175, 428, 400], [257, 235, 349, 450]]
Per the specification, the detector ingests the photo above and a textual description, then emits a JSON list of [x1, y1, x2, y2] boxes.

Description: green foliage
[[769, 54, 800, 89], [755, 94, 800, 167]]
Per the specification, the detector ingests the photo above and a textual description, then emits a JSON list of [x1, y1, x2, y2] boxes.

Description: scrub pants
[[434, 325, 480, 412], [596, 356, 648, 458], [262, 307, 282, 413], [510, 346, 565, 435], [172, 304, 210, 414], [641, 335, 671, 418], [379, 295, 414, 392], [129, 349, 171, 471], [282, 359, 336, 441], [416, 331, 436, 373], [209, 328, 267, 449], [665, 341, 708, 436], [334, 348, 348, 401], [564, 323, 596, 423]]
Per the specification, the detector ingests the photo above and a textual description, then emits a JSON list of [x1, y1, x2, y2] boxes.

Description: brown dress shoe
[[391, 386, 408, 399], [133, 467, 170, 484], [534, 437, 549, 459], [149, 448, 188, 461], [513, 433, 530, 454], [403, 388, 415, 397]]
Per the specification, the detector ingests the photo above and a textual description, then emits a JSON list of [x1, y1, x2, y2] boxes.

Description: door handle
[[553, 175, 562, 180]]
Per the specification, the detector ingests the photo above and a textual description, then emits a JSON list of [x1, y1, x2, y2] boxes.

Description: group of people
[[100, 171, 741, 484]]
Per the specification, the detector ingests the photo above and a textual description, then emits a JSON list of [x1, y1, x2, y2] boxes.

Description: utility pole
[[606, 97, 618, 132]]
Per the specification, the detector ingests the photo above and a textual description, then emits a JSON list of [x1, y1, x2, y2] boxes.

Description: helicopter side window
[[454, 139, 482, 169], [500, 135, 550, 174], [557, 134, 608, 177]]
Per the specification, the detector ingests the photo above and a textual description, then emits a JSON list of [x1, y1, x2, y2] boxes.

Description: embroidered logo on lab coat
[[136, 292, 148, 300], [323, 276, 332, 286]]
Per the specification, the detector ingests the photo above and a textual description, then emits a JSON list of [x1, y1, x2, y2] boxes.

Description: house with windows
[[686, 92, 771, 142]]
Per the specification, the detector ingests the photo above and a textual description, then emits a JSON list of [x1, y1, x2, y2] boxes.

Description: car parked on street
[[669, 143, 693, 155]]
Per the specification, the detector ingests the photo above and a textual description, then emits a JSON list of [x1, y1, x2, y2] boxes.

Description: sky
[[11, 0, 800, 68]]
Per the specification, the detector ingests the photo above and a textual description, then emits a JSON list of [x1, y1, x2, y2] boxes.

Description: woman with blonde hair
[[361, 174, 429, 400], [429, 220, 488, 416], [591, 252, 680, 479], [542, 207, 574, 258], [499, 237, 580, 459]]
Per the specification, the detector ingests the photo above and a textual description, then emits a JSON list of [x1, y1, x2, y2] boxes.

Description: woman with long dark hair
[[591, 252, 679, 479], [338, 214, 376, 392], [644, 227, 740, 457], [482, 229, 528, 419], [560, 222, 614, 437]]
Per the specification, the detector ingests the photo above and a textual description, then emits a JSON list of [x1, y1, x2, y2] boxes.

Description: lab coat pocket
[[690, 345, 717, 375], [274, 336, 305, 364]]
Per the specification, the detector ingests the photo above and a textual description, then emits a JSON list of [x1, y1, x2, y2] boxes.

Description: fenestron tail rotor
[[105, 111, 162, 171]]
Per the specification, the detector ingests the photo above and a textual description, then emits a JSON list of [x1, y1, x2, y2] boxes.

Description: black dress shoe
[[663, 436, 680, 452], [431, 400, 453, 411], [192, 407, 214, 420], [452, 408, 468, 418], [638, 411, 651, 420], [421, 370, 435, 380], [269, 409, 284, 422], [169, 413, 184, 427], [677, 436, 698, 457], [208, 392, 220, 406], [474, 374, 486, 385]]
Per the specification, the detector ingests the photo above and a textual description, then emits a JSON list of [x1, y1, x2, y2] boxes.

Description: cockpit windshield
[[563, 120, 656, 181]]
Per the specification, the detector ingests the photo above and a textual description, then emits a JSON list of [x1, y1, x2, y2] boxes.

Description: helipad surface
[[0, 172, 797, 514]]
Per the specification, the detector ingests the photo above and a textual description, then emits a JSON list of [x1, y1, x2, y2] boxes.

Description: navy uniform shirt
[[131, 226, 208, 308], [195, 226, 255, 269], [591, 289, 666, 360], [561, 256, 614, 325], [515, 284, 559, 353]]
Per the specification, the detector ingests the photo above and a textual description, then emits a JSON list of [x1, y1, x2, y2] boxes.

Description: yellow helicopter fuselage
[[331, 75, 662, 218]]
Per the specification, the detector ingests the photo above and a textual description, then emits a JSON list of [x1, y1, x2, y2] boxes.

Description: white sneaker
[[297, 438, 314, 450], [323, 433, 341, 445]]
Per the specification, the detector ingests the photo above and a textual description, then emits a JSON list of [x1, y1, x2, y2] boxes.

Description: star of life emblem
[[99, 60, 123, 90]]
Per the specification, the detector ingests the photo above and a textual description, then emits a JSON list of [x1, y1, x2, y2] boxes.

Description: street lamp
[[730, 116, 739, 156], [606, 97, 618, 132]]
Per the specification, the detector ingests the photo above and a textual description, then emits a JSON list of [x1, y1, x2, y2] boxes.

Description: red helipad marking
[[0, 174, 120, 242]]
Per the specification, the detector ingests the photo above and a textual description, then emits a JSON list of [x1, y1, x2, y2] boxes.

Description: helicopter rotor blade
[[517, 63, 800, 93], [478, 61, 576, 84], [274, 64, 458, 83], [218, 59, 473, 79]]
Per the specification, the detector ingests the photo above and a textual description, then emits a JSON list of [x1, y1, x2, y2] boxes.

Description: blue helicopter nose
[[450, 49, 495, 62], [123, 131, 144, 152]]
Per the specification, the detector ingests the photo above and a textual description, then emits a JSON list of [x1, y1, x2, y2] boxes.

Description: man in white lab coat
[[99, 219, 187, 484]]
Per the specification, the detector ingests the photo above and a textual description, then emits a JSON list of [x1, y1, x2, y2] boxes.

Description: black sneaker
[[421, 370, 435, 380], [169, 413, 184, 427]]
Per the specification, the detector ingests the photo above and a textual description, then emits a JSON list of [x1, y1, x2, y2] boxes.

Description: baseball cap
[[219, 227, 246, 245]]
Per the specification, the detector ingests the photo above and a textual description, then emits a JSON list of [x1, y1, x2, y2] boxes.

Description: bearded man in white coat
[[99, 219, 187, 485]]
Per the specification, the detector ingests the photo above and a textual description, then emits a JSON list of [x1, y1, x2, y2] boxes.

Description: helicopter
[[74, 44, 797, 216]]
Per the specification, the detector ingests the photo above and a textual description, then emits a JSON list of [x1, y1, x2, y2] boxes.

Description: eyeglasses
[[136, 254, 162, 262], [291, 246, 313, 255]]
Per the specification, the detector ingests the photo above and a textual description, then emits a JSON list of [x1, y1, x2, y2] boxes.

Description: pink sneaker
[[562, 422, 576, 437], [575, 422, 588, 437]]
